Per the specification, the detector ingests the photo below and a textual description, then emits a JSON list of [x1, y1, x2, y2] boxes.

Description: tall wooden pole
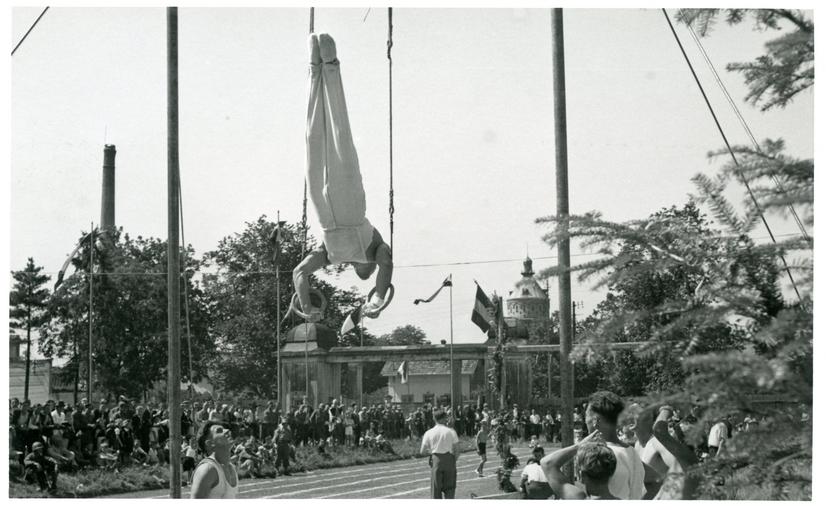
[[552, 8, 574, 450], [497, 296, 505, 410], [449, 274, 455, 407], [166, 6, 182, 498], [88, 223, 94, 403], [276, 211, 282, 408]]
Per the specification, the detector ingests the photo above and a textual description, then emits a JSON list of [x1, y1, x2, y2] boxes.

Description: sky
[[7, 5, 816, 358]]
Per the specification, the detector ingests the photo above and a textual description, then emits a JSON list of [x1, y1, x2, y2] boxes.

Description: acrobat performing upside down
[[292, 33, 394, 322]]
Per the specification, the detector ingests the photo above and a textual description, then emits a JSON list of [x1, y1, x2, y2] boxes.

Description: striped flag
[[413, 275, 452, 305], [397, 361, 409, 384], [340, 306, 362, 337], [269, 221, 286, 264], [54, 231, 93, 290], [471, 281, 495, 334]]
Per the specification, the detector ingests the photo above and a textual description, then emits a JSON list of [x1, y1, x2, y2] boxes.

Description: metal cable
[[662, 9, 802, 304], [681, 12, 811, 244], [11, 7, 49, 56]]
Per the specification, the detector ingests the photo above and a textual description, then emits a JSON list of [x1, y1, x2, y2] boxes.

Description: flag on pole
[[269, 221, 286, 264], [54, 232, 93, 290], [471, 281, 496, 334], [413, 275, 452, 304], [340, 306, 362, 337], [398, 361, 409, 384]]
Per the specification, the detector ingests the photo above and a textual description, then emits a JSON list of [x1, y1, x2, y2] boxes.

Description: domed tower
[[506, 256, 550, 321]]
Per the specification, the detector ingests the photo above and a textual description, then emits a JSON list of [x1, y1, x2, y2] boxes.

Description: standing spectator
[[262, 401, 278, 441], [273, 420, 293, 476], [707, 417, 730, 457], [420, 408, 460, 499], [51, 401, 67, 428], [350, 403, 361, 446], [344, 411, 355, 446], [23, 442, 58, 492]]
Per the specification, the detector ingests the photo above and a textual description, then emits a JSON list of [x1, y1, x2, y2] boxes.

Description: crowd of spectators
[[12, 392, 775, 494]]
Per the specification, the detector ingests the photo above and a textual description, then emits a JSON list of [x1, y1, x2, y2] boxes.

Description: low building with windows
[[381, 360, 484, 405]]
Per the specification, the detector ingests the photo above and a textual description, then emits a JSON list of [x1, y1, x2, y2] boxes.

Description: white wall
[[387, 374, 471, 403]]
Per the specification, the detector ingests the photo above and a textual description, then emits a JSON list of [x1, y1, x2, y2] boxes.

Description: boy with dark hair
[[190, 421, 238, 498], [540, 430, 618, 499], [585, 391, 645, 499]]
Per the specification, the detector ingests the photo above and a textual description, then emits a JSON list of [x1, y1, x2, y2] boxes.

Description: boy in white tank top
[[190, 422, 238, 499]]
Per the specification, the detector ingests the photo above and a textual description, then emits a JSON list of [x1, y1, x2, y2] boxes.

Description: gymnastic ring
[[366, 284, 395, 313], [289, 290, 327, 322]]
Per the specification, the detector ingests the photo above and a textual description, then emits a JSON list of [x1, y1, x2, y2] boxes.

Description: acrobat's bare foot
[[318, 33, 338, 64], [309, 33, 320, 65]]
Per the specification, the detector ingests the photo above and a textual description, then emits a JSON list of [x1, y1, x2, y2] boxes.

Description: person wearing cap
[[24, 441, 58, 492], [273, 419, 293, 475], [420, 408, 460, 499]]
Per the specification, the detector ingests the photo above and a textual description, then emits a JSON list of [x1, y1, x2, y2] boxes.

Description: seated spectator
[[47, 435, 78, 472], [98, 441, 119, 470], [24, 442, 58, 492], [521, 446, 552, 499], [146, 441, 161, 465], [132, 439, 149, 465], [529, 435, 541, 450]]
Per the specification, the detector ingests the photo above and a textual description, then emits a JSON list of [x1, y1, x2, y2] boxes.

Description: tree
[[202, 216, 369, 397], [10, 258, 50, 401], [40, 229, 213, 400], [376, 324, 429, 346], [677, 9, 814, 111]]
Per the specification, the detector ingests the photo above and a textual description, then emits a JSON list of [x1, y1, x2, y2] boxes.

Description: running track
[[104, 446, 537, 499]]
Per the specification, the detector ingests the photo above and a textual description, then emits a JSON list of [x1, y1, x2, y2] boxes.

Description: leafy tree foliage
[[676, 9, 813, 111], [39, 229, 212, 399], [201, 216, 371, 397], [376, 324, 429, 346], [10, 257, 51, 401]]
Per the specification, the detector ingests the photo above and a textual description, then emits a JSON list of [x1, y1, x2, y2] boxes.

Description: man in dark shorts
[[474, 419, 489, 477]]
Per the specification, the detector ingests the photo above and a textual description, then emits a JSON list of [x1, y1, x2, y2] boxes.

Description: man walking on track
[[420, 408, 460, 499]]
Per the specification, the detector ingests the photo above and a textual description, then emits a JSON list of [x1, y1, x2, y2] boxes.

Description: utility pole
[[552, 8, 574, 450], [88, 223, 94, 403], [497, 296, 506, 410], [166, 6, 182, 498]]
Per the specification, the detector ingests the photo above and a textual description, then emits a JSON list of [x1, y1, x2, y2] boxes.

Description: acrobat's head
[[353, 261, 377, 280]]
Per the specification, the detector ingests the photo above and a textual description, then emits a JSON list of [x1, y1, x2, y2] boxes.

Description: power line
[[11, 7, 50, 56], [681, 14, 811, 244], [14, 232, 805, 277], [661, 9, 803, 304]]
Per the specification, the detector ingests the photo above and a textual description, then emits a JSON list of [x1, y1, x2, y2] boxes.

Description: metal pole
[[449, 274, 455, 407], [88, 223, 94, 403], [276, 212, 282, 408], [552, 8, 574, 451], [166, 6, 182, 498]]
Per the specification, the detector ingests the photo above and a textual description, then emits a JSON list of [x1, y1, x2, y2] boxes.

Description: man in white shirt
[[585, 391, 646, 499], [521, 446, 553, 499], [631, 404, 682, 498], [420, 408, 460, 499], [51, 401, 67, 426], [707, 419, 729, 457]]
